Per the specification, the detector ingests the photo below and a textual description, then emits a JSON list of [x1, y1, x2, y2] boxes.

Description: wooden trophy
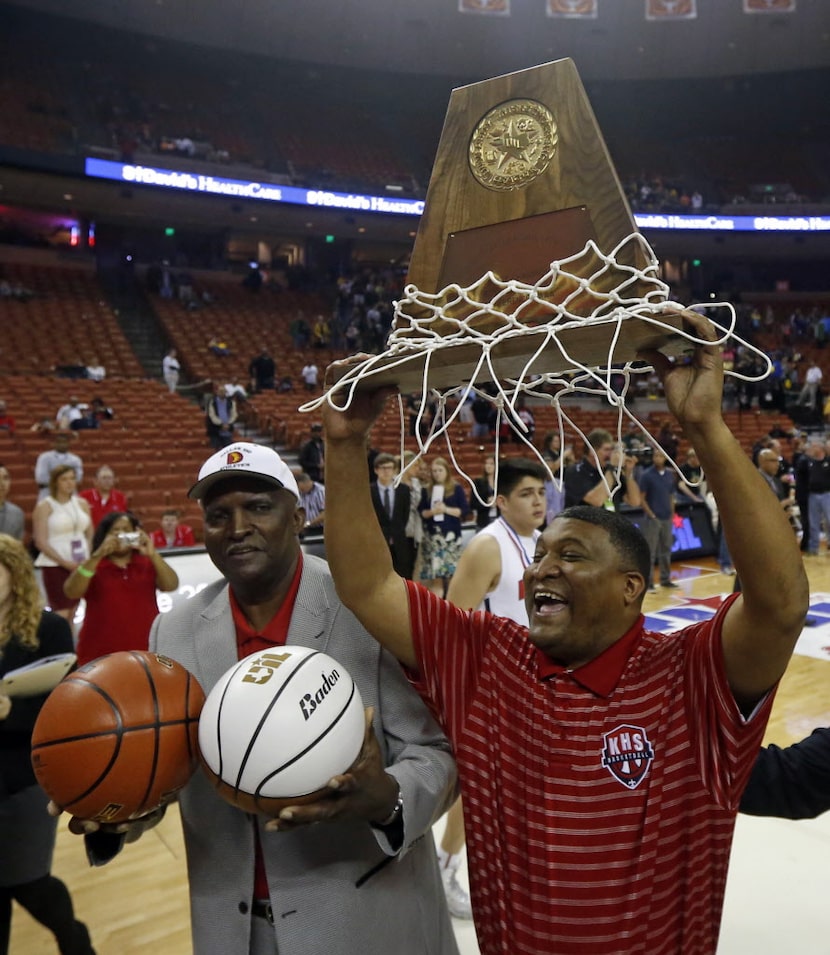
[[341, 58, 687, 393]]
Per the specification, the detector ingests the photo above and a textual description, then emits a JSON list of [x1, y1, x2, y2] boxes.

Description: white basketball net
[[301, 233, 772, 506]]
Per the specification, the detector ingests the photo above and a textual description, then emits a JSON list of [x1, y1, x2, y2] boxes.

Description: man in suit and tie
[[371, 453, 416, 579], [58, 441, 459, 955]]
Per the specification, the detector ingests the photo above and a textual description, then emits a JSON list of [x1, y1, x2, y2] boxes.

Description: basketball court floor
[[11, 554, 830, 954]]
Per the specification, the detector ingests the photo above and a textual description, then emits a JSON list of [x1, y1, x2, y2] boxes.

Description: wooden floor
[[10, 555, 830, 954]]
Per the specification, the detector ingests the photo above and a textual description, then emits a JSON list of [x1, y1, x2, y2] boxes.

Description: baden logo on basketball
[[299, 668, 341, 720]]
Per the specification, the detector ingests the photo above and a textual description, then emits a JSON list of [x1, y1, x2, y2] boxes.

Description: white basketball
[[198, 646, 365, 807]]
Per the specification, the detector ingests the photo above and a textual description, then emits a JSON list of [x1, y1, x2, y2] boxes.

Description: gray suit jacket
[[149, 553, 459, 955]]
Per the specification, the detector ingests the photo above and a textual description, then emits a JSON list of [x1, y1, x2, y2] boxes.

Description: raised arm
[[643, 310, 808, 708], [322, 380, 416, 668]]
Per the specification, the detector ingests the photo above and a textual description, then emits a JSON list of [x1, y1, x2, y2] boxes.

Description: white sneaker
[[442, 866, 473, 920]]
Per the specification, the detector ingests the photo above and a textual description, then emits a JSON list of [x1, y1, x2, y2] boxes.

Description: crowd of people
[[4, 310, 830, 955]]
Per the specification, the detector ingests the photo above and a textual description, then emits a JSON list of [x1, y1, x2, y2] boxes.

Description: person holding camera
[[563, 428, 642, 511], [64, 511, 179, 665]]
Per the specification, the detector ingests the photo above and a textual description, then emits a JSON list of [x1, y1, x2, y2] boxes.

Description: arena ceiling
[[6, 0, 830, 82]]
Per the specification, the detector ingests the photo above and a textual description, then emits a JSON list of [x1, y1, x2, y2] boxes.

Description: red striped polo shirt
[[405, 582, 772, 955]]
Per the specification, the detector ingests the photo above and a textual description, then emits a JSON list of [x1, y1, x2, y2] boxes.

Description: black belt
[[252, 899, 274, 924]]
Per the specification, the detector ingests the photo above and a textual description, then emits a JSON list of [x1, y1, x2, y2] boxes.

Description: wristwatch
[[371, 791, 403, 830]]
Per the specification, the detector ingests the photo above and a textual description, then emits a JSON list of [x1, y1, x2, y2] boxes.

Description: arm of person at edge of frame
[[322, 359, 418, 671], [740, 726, 830, 819], [639, 308, 809, 712]]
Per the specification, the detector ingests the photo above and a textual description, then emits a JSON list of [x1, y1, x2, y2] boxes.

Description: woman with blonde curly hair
[[0, 534, 96, 954]]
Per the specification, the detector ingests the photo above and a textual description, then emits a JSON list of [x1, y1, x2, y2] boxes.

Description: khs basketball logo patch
[[601, 723, 654, 789]]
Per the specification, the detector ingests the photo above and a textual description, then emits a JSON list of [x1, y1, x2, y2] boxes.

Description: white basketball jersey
[[478, 518, 540, 626]]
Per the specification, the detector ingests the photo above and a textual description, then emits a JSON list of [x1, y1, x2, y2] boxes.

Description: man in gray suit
[[63, 441, 460, 955]]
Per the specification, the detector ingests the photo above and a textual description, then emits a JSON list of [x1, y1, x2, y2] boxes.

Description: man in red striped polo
[[319, 309, 809, 955]]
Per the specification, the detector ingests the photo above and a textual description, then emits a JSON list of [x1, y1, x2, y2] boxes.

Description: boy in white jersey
[[437, 458, 547, 917], [448, 457, 547, 623]]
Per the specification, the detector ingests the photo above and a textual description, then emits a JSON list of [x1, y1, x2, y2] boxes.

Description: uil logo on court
[[601, 723, 654, 790]]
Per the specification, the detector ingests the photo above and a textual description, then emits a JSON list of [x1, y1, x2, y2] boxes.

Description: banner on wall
[[546, 0, 598, 17], [459, 0, 510, 14], [743, 0, 795, 11], [645, 0, 697, 19]]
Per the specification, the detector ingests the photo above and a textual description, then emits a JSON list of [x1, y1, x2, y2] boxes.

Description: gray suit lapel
[[286, 558, 331, 653], [195, 585, 241, 692]]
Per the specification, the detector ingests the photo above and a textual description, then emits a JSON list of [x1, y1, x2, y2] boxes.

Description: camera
[[118, 531, 140, 546]]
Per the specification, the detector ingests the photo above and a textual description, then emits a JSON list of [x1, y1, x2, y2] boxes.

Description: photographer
[[64, 511, 178, 665], [563, 428, 642, 510]]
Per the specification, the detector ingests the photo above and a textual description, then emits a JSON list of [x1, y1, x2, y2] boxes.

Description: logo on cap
[[226, 450, 244, 465]]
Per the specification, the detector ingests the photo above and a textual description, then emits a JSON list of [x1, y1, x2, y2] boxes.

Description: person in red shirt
[[321, 308, 809, 955], [0, 399, 15, 437], [150, 509, 196, 549], [79, 465, 128, 527], [63, 511, 179, 666]]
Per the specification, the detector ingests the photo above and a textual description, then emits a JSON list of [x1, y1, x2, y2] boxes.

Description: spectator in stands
[[639, 448, 679, 592], [90, 396, 115, 422], [64, 512, 179, 666], [312, 314, 330, 349], [248, 348, 276, 393], [678, 447, 705, 502], [162, 348, 180, 393], [224, 379, 248, 401], [301, 359, 319, 392], [204, 383, 238, 450], [150, 509, 196, 549], [34, 432, 83, 502], [208, 335, 232, 358], [53, 358, 87, 380], [290, 312, 311, 350], [797, 359, 822, 411], [370, 454, 415, 579], [85, 356, 106, 382], [278, 375, 294, 393], [298, 423, 325, 483], [70, 406, 99, 432], [0, 401, 16, 438], [80, 466, 129, 528], [0, 465, 25, 540], [296, 471, 326, 535], [55, 396, 84, 430], [33, 465, 92, 622], [418, 457, 468, 598]]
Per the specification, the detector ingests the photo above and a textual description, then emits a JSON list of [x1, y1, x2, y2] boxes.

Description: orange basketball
[[31, 650, 205, 824]]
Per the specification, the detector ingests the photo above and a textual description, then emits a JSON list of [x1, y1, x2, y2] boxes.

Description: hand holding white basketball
[[198, 646, 366, 815]]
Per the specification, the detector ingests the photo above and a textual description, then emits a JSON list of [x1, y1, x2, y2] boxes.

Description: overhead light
[[63, 193, 73, 201], [385, 184, 404, 192]]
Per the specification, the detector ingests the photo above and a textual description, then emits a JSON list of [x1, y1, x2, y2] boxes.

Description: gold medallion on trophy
[[468, 99, 558, 191]]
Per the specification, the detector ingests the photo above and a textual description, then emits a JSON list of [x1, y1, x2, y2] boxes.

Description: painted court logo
[[601, 724, 654, 789]]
